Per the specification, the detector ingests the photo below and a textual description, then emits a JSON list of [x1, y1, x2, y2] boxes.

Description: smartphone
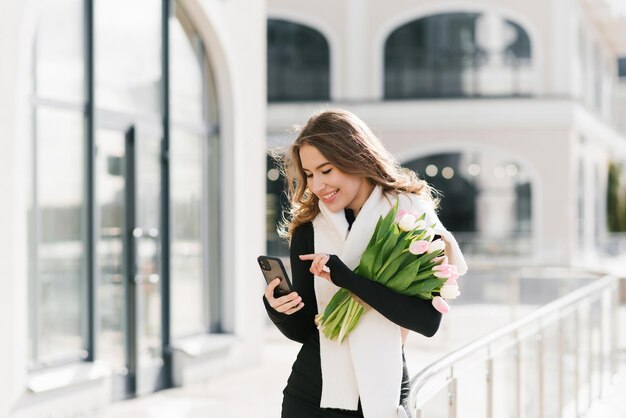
[[257, 255, 293, 297]]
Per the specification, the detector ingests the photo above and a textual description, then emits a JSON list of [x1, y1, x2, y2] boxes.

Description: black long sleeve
[[326, 255, 442, 337], [263, 222, 318, 343]]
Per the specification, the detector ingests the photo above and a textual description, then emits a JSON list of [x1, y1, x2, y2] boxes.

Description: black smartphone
[[257, 255, 293, 297]]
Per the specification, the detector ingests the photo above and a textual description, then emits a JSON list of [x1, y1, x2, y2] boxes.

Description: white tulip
[[423, 228, 435, 242], [398, 214, 418, 231], [440, 284, 460, 299], [427, 238, 446, 254], [414, 219, 427, 230]]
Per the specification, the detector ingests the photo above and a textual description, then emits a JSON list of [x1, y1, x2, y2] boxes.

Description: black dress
[[264, 212, 442, 418]]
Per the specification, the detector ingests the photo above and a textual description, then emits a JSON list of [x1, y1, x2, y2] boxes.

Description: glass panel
[[384, 13, 533, 98], [419, 383, 450, 418], [171, 128, 205, 336], [136, 133, 163, 370], [95, 0, 161, 115], [542, 323, 561, 418], [34, 0, 84, 102], [456, 364, 487, 417], [618, 57, 626, 79], [267, 19, 330, 102], [562, 314, 578, 418], [403, 151, 532, 257], [520, 336, 541, 417], [95, 128, 126, 370], [35, 107, 85, 363], [492, 349, 517, 418], [170, 17, 204, 125]]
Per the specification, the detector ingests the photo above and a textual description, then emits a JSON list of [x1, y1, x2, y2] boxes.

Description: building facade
[[0, 0, 267, 416], [266, 0, 626, 268]]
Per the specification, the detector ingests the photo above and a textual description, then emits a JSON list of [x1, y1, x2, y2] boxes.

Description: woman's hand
[[264, 278, 304, 315], [299, 253, 331, 281]]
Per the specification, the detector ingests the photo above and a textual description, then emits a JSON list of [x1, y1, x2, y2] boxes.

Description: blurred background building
[[0, 0, 625, 417]]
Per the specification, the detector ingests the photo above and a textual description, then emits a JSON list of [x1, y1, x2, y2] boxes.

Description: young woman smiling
[[263, 109, 467, 418]]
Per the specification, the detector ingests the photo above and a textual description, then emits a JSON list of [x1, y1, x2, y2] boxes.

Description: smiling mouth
[[322, 190, 338, 201]]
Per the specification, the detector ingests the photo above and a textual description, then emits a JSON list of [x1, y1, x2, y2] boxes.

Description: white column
[[0, 1, 29, 416], [344, 0, 369, 100]]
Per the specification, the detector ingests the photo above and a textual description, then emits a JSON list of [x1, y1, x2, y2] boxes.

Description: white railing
[[409, 272, 620, 418]]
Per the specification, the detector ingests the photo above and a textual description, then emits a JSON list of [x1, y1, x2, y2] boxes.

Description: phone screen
[[257, 256, 293, 297]]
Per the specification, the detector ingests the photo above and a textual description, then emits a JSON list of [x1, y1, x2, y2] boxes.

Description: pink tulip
[[395, 209, 408, 223], [427, 239, 446, 254], [409, 240, 429, 255], [432, 296, 450, 314], [440, 284, 460, 299], [445, 276, 459, 287], [433, 263, 454, 278]]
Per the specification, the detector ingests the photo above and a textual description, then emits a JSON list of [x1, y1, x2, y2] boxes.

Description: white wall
[[0, 0, 31, 415]]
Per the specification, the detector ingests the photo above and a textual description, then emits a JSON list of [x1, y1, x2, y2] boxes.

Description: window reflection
[[170, 129, 205, 337], [33, 107, 85, 364], [405, 152, 533, 256], [34, 0, 84, 102], [95, 0, 161, 115], [268, 19, 330, 102], [385, 13, 533, 98], [170, 11, 220, 337]]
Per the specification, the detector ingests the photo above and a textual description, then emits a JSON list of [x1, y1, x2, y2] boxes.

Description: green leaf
[[376, 254, 408, 284], [368, 214, 385, 248], [385, 258, 421, 293], [376, 201, 398, 243], [405, 277, 446, 296], [375, 225, 400, 270], [356, 239, 386, 278]]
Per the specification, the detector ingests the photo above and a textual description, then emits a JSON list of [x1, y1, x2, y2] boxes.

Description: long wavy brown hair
[[277, 109, 439, 239]]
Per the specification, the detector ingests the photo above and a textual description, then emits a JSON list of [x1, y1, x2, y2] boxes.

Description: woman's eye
[[322, 169, 332, 175], [305, 173, 313, 179]]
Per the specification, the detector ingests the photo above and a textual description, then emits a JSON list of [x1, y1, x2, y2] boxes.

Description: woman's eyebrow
[[303, 162, 331, 172]]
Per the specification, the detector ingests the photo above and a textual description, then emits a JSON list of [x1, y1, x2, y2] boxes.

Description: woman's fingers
[[264, 279, 304, 315], [283, 301, 305, 315], [264, 278, 281, 301], [300, 253, 330, 276], [274, 292, 303, 313]]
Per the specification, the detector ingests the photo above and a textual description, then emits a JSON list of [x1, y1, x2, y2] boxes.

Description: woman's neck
[[349, 182, 374, 217]]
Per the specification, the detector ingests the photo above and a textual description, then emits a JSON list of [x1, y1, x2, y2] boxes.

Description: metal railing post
[[587, 303, 593, 408], [515, 335, 521, 418], [611, 281, 619, 380], [574, 308, 580, 417], [449, 368, 457, 418], [558, 315, 564, 418], [486, 356, 494, 418], [537, 330, 544, 418]]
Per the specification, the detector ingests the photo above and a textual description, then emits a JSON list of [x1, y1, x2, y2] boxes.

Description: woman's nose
[[311, 176, 325, 194]]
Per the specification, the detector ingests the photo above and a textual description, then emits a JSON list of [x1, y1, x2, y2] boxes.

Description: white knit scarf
[[312, 186, 467, 418]]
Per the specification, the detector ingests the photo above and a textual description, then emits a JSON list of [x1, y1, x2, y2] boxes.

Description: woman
[[263, 109, 467, 418]]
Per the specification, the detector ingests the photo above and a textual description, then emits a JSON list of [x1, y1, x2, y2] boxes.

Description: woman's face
[[299, 144, 373, 214]]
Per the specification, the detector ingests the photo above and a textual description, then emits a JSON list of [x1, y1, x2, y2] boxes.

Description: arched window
[[30, 0, 86, 367], [170, 7, 222, 337], [404, 151, 533, 256], [385, 13, 533, 98], [267, 19, 330, 102]]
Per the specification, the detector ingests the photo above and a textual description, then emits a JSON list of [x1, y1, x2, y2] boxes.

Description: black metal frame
[[160, 0, 173, 388], [124, 126, 138, 395], [84, 0, 96, 363]]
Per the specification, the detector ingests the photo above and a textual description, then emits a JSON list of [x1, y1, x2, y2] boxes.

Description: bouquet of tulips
[[315, 201, 461, 343]]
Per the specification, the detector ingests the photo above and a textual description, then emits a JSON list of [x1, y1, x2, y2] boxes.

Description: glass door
[[95, 119, 165, 399]]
